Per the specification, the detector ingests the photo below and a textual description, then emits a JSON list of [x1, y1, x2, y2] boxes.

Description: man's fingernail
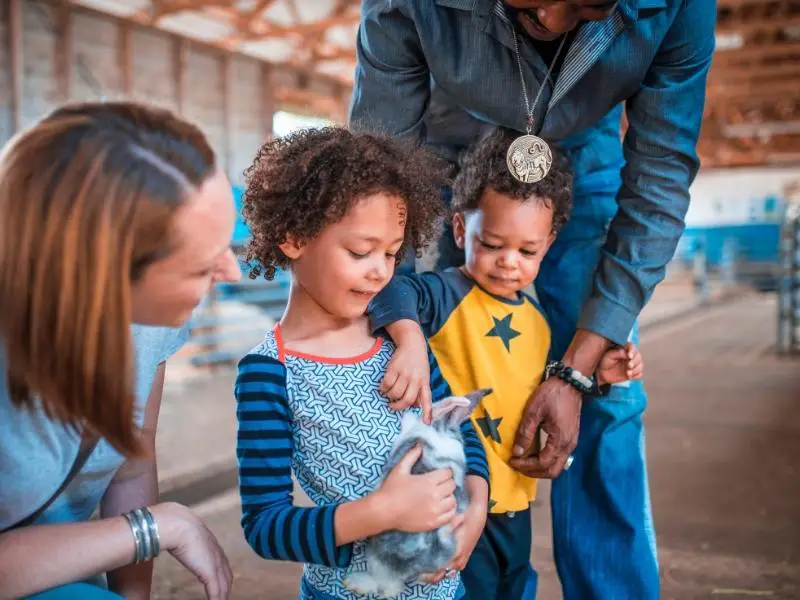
[[512, 445, 523, 456]]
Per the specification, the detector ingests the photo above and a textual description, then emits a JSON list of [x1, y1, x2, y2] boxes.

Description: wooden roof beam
[[247, 11, 359, 39], [220, 10, 360, 47], [722, 121, 800, 138], [716, 14, 800, 36], [135, 0, 234, 24], [717, 0, 783, 7], [713, 41, 800, 66], [709, 62, 800, 83], [237, 0, 279, 32]]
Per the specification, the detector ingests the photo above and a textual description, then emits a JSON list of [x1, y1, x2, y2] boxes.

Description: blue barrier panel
[[676, 223, 781, 266]]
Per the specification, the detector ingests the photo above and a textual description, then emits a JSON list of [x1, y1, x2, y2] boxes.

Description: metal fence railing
[[778, 204, 800, 356]]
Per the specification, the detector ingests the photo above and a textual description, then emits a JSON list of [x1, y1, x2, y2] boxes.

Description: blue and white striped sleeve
[[235, 353, 353, 567], [427, 349, 489, 484]]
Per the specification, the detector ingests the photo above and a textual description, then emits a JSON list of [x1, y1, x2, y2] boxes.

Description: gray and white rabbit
[[344, 388, 492, 599]]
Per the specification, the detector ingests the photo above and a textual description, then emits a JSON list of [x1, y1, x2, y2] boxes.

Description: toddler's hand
[[376, 444, 457, 533], [381, 322, 432, 423], [597, 342, 644, 386]]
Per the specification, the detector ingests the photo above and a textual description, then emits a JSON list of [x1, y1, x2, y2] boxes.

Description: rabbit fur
[[343, 388, 492, 599]]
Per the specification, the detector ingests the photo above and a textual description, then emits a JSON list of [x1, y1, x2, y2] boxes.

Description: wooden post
[[9, 0, 22, 132], [119, 22, 133, 97], [54, 2, 73, 103], [260, 63, 275, 140], [174, 37, 187, 114]]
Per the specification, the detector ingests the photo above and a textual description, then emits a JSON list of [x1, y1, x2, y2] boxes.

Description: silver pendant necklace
[[507, 25, 568, 183]]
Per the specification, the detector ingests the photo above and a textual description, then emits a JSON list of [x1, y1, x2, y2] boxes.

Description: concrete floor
[[152, 293, 800, 599]]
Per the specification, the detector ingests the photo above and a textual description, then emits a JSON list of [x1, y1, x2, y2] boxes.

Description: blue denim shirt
[[349, 0, 716, 345]]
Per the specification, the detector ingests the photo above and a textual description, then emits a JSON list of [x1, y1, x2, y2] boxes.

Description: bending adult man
[[350, 1, 716, 598]]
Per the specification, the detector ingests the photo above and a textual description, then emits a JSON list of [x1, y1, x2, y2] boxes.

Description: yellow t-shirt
[[370, 268, 551, 514]]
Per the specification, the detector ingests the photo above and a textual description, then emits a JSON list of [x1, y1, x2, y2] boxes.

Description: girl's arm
[[236, 354, 459, 567], [100, 363, 165, 600]]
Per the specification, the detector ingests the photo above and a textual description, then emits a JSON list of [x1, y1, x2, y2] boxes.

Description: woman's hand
[[374, 445, 458, 533], [151, 502, 233, 600]]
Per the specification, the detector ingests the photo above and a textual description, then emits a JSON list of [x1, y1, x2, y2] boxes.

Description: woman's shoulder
[[131, 324, 190, 365]]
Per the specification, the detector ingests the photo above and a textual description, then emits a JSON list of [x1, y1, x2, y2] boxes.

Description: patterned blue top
[[235, 326, 489, 599]]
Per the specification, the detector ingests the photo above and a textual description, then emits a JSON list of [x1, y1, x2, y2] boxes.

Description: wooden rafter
[[61, 0, 800, 167], [709, 62, 800, 82], [237, 0, 280, 31], [136, 0, 235, 24], [713, 41, 800, 66], [716, 13, 800, 35]]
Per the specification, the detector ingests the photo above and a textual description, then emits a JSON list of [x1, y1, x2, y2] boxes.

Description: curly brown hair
[[242, 127, 450, 280], [452, 128, 573, 233]]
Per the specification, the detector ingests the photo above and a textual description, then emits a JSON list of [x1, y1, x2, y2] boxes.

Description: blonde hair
[[0, 102, 216, 455]]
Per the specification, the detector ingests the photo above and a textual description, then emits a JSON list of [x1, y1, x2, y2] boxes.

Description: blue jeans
[[424, 171, 660, 599], [25, 583, 122, 599]]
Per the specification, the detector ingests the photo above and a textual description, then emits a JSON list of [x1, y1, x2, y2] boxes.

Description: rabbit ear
[[431, 396, 470, 423], [433, 388, 492, 426]]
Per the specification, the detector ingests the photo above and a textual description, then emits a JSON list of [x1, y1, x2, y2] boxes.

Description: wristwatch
[[544, 360, 611, 396]]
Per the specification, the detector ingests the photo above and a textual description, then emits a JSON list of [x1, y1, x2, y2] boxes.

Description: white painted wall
[[686, 167, 799, 227]]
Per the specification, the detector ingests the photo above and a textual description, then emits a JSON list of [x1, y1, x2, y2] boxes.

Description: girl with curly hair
[[233, 127, 489, 600]]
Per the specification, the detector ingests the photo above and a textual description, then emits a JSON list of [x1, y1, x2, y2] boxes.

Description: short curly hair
[[452, 128, 573, 234], [242, 127, 450, 280]]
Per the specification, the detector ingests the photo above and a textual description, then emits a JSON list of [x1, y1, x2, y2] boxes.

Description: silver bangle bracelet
[[140, 507, 160, 557], [123, 507, 161, 563], [136, 507, 160, 559], [122, 510, 144, 563], [134, 509, 152, 562]]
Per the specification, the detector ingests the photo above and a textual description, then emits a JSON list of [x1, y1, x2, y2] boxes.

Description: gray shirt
[[0, 325, 188, 530]]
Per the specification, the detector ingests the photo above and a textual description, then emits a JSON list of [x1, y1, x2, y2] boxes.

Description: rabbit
[[343, 388, 492, 599]]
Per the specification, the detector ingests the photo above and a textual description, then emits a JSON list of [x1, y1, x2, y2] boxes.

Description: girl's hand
[[383, 321, 433, 423], [375, 445, 458, 533], [150, 502, 233, 600], [419, 506, 484, 584], [420, 477, 488, 585], [596, 342, 644, 386]]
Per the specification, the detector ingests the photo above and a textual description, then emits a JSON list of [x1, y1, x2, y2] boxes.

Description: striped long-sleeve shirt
[[235, 325, 488, 599]]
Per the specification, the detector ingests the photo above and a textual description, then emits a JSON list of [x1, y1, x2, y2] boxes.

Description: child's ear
[[279, 237, 305, 260], [544, 231, 557, 253], [452, 213, 466, 250]]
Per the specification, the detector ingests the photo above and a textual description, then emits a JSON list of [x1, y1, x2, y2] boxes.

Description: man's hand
[[510, 329, 611, 478], [383, 320, 433, 423], [597, 342, 644, 386], [509, 377, 582, 479]]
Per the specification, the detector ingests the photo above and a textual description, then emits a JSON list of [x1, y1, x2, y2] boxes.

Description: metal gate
[[778, 203, 800, 355]]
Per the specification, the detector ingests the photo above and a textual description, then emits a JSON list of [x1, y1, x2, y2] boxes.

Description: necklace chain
[[510, 25, 568, 135]]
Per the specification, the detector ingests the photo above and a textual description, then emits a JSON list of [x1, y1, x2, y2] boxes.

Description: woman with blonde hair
[[0, 102, 241, 599]]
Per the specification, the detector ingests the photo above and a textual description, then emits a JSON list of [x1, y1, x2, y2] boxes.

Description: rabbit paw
[[344, 572, 382, 596], [344, 571, 405, 599]]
